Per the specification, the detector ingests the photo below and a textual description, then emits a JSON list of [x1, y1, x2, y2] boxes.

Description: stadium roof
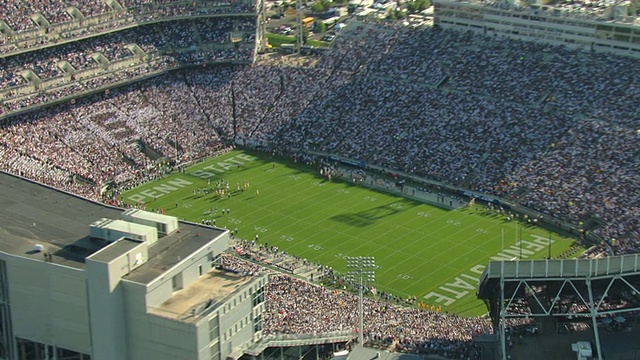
[[0, 172, 225, 271]]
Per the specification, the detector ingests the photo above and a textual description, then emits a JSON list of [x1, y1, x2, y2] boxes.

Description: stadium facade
[[434, 0, 640, 58], [0, 171, 269, 360]]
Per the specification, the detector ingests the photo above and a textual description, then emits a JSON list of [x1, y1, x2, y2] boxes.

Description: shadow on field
[[329, 201, 418, 227]]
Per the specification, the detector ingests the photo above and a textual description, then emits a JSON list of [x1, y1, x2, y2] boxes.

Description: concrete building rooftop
[[150, 269, 255, 322], [0, 172, 123, 268], [0, 172, 226, 271], [88, 238, 142, 263], [123, 224, 225, 284]]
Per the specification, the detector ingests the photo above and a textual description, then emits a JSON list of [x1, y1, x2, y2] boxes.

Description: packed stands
[[0, 19, 637, 260]]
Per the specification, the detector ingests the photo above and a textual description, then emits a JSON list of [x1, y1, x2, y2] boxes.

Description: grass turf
[[122, 149, 580, 316]]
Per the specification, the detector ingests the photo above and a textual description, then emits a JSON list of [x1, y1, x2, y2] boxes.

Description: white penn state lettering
[[128, 178, 193, 202]]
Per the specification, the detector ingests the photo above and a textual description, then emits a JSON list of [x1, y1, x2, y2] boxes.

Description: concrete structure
[[122, 208, 179, 236], [477, 256, 640, 360], [0, 172, 268, 360], [434, 0, 640, 58]]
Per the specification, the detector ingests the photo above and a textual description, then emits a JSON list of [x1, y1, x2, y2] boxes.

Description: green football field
[[122, 150, 580, 316]]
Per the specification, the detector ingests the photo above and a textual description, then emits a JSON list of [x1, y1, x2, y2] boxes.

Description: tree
[[386, 8, 397, 20], [310, 1, 325, 12], [417, 0, 431, 11], [302, 27, 310, 43], [406, 1, 418, 13], [406, 0, 430, 13], [320, 0, 332, 9], [315, 20, 327, 33]]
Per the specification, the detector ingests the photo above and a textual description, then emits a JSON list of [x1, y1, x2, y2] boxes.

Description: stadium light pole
[[346, 256, 375, 347]]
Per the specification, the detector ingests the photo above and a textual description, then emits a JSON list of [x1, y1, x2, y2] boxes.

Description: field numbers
[[417, 212, 432, 218], [476, 228, 488, 234], [312, 181, 326, 187], [254, 226, 268, 233], [397, 273, 413, 280], [288, 174, 301, 180], [182, 203, 193, 208], [446, 219, 461, 226], [337, 189, 350, 194], [227, 218, 242, 225], [390, 203, 404, 210], [363, 196, 377, 202], [307, 244, 323, 251], [280, 235, 294, 242]]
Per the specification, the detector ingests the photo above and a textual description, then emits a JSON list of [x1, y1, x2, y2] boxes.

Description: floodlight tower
[[345, 256, 375, 347], [296, 0, 303, 52], [260, 0, 268, 51]]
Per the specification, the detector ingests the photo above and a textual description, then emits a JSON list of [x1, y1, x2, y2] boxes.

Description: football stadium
[[0, 0, 639, 359]]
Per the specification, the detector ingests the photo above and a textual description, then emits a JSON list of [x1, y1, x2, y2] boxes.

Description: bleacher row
[[0, 17, 257, 117], [0, 20, 638, 255], [0, 0, 257, 54]]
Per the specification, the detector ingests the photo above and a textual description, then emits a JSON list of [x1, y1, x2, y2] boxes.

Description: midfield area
[[123, 150, 579, 316]]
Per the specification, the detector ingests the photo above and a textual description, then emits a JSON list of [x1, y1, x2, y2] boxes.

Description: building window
[[210, 253, 221, 268], [172, 273, 183, 291], [252, 286, 264, 307], [254, 314, 262, 332], [210, 343, 220, 360], [209, 317, 219, 342], [199, 264, 203, 277]]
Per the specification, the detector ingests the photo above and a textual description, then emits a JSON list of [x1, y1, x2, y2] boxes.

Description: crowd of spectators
[[0, 18, 255, 114], [216, 253, 491, 357], [262, 274, 489, 358], [0, 0, 257, 40], [0, 21, 637, 250]]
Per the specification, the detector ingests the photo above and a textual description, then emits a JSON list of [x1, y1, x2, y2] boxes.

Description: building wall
[[434, 0, 640, 58], [213, 275, 268, 360], [85, 240, 148, 360], [2, 253, 91, 355], [146, 234, 230, 309]]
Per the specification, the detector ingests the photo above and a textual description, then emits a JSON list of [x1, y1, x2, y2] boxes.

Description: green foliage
[[405, 0, 431, 13], [314, 20, 327, 33], [386, 8, 396, 20], [266, 33, 295, 47], [124, 150, 580, 316], [310, 0, 333, 12], [306, 39, 331, 47], [302, 27, 310, 43], [310, 1, 325, 12]]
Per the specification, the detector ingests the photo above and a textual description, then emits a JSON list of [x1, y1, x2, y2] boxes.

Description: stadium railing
[[243, 331, 354, 356], [0, 1, 259, 57]]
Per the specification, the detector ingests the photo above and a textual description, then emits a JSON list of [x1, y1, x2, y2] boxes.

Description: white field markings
[[313, 211, 491, 294], [262, 188, 422, 259], [394, 217, 506, 294], [386, 213, 492, 269], [367, 216, 505, 302], [187, 165, 330, 223], [292, 197, 453, 264], [221, 179, 364, 249], [266, 191, 408, 256], [398, 219, 556, 303], [338, 213, 490, 277]]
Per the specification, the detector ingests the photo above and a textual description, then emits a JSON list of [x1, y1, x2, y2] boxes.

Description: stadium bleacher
[[0, 8, 639, 358]]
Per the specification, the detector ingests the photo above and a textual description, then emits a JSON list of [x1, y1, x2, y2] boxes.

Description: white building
[[0, 172, 268, 360], [434, 0, 640, 58]]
